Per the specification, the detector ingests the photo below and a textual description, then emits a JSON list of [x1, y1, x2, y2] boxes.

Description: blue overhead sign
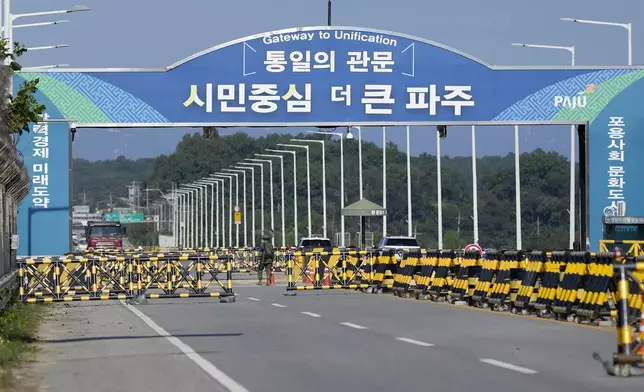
[[12, 26, 644, 254]]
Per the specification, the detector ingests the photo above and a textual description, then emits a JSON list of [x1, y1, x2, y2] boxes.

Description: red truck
[[85, 221, 126, 251]]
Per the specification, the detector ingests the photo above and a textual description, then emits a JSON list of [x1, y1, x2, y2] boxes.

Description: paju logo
[[553, 84, 599, 109]]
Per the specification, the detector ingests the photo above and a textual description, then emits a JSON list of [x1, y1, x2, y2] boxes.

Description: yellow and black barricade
[[488, 250, 523, 309], [18, 254, 236, 303], [552, 251, 589, 318], [413, 250, 439, 299], [575, 252, 614, 320], [370, 250, 395, 292], [392, 250, 421, 297], [283, 249, 374, 294], [471, 249, 501, 306], [513, 250, 546, 313], [533, 251, 565, 314], [427, 250, 455, 300], [602, 259, 644, 377], [450, 250, 481, 303]]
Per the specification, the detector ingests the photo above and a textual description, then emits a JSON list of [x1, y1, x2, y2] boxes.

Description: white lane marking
[[247, 297, 260, 301], [395, 337, 434, 347], [301, 312, 321, 318], [271, 303, 287, 308], [121, 301, 249, 392], [479, 358, 538, 375], [341, 322, 368, 330]]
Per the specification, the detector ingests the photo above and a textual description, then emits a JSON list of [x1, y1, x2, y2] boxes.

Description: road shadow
[[40, 332, 243, 344]]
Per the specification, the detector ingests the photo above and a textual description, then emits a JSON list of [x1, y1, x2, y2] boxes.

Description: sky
[[12, 0, 644, 160]]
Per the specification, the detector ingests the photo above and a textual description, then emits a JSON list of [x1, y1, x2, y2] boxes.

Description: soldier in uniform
[[257, 231, 275, 286]]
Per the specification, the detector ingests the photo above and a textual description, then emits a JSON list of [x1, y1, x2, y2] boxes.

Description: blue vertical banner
[[590, 77, 644, 248], [15, 85, 71, 256]]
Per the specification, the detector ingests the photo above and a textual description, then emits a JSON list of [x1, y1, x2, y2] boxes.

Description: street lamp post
[[515, 125, 522, 250], [182, 186, 197, 248], [406, 126, 413, 238], [198, 179, 220, 248], [240, 161, 265, 235], [218, 172, 239, 248], [308, 130, 352, 247], [211, 178, 225, 248], [185, 184, 206, 248], [510, 43, 575, 65], [176, 190, 189, 248], [560, 17, 632, 65], [196, 179, 221, 248], [471, 126, 479, 244], [3, 19, 69, 32], [186, 189, 194, 248], [382, 127, 388, 236], [349, 126, 363, 199], [3, 4, 91, 63], [21, 64, 69, 70], [223, 169, 248, 247], [277, 144, 312, 237], [511, 42, 576, 249], [234, 166, 256, 247], [291, 139, 327, 238], [256, 154, 287, 247], [266, 149, 298, 244], [248, 158, 276, 246], [436, 128, 443, 248], [194, 182, 211, 248], [213, 174, 234, 248]]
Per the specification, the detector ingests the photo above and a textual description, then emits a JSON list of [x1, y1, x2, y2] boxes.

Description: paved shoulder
[[28, 302, 228, 392]]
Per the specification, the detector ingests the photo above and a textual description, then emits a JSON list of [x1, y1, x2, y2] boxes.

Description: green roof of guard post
[[341, 199, 387, 217]]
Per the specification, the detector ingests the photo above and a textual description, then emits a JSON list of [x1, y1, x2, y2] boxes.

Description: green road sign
[[120, 213, 144, 223], [103, 212, 144, 223]]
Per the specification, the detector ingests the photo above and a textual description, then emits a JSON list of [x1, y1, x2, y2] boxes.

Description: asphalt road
[[33, 287, 644, 392]]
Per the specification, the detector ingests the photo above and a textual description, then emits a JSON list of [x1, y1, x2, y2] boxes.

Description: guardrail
[[69, 247, 289, 274], [18, 253, 236, 304]]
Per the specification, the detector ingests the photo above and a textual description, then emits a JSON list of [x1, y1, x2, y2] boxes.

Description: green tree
[[0, 39, 46, 135]]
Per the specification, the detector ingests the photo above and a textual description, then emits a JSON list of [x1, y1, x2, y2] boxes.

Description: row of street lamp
[[167, 122, 579, 251], [511, 16, 633, 250], [0, 1, 91, 70], [512, 17, 633, 66], [169, 128, 362, 249]]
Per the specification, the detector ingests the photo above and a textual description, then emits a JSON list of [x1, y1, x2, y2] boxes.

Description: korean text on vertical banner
[[607, 116, 625, 216], [31, 113, 50, 209]]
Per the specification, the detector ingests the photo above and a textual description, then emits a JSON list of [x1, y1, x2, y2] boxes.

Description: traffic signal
[[437, 125, 447, 138], [203, 126, 212, 139]]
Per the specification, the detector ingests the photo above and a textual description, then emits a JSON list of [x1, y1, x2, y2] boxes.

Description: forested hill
[[73, 131, 575, 249]]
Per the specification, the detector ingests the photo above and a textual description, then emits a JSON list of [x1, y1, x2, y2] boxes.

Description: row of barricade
[[17, 253, 236, 303], [282, 248, 642, 325], [69, 247, 289, 275]]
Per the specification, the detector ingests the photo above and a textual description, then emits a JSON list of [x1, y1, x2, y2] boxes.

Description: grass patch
[[0, 296, 44, 389]]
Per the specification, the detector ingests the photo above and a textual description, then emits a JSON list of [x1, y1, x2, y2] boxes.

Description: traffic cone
[[268, 271, 276, 286], [304, 266, 314, 284], [322, 267, 331, 286]]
